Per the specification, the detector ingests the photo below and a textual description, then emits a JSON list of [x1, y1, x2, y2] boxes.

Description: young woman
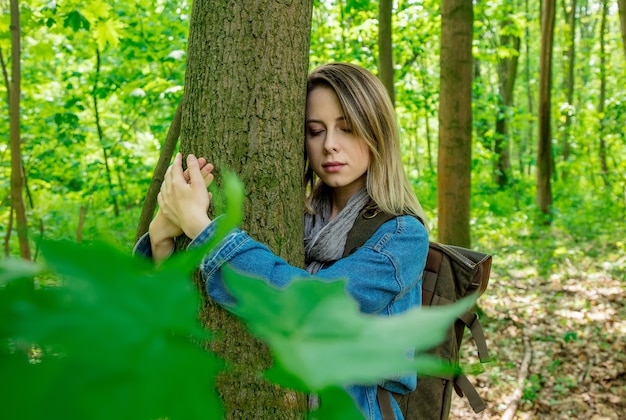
[[136, 63, 429, 419]]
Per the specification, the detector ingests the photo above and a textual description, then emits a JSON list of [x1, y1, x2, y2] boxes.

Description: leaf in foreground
[[1, 240, 223, 420], [223, 267, 474, 392]]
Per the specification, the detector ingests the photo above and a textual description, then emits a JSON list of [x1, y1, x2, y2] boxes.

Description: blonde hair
[[304, 63, 427, 222]]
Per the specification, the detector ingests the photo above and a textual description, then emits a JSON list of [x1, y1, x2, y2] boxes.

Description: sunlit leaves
[[93, 18, 123, 50], [63, 9, 90, 31]]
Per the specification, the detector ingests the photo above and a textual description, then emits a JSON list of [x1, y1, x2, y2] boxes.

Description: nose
[[323, 130, 339, 154]]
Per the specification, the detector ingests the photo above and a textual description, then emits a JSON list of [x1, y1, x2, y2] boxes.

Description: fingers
[[171, 152, 184, 182], [182, 155, 214, 186], [200, 163, 214, 188], [186, 154, 205, 187]]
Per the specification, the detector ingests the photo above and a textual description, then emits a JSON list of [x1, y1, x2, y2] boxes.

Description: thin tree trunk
[[8, 0, 30, 260], [92, 48, 119, 217], [537, 0, 556, 220], [598, 0, 609, 186], [180, 1, 313, 416], [135, 102, 182, 241], [438, 0, 474, 247], [618, 0, 626, 59], [378, 0, 395, 106], [495, 14, 521, 188], [523, 0, 534, 177], [561, 0, 577, 167]]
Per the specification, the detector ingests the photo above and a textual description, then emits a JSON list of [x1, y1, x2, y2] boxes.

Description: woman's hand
[[149, 153, 214, 261], [158, 153, 214, 239]]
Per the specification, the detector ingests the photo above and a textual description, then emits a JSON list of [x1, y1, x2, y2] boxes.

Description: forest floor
[[450, 229, 626, 419]]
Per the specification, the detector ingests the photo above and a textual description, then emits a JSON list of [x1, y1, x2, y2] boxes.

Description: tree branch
[[501, 333, 533, 420], [0, 46, 10, 101]]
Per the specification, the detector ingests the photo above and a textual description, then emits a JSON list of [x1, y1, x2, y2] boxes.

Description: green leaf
[[0, 258, 41, 286], [63, 10, 90, 32], [1, 239, 224, 419], [223, 267, 474, 392], [94, 18, 122, 50]]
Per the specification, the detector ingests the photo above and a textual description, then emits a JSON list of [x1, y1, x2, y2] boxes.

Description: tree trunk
[[537, 0, 556, 220], [8, 0, 30, 260], [92, 49, 120, 218], [561, 0, 577, 168], [523, 0, 534, 177], [618, 0, 626, 59], [378, 0, 395, 106], [135, 102, 181, 242], [438, 0, 473, 247], [598, 0, 609, 186], [495, 15, 520, 188], [180, 1, 313, 417]]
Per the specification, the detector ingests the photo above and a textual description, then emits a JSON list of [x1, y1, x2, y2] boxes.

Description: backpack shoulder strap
[[343, 202, 396, 258]]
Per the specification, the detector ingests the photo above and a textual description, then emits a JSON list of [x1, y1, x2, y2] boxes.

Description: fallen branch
[[501, 333, 533, 420]]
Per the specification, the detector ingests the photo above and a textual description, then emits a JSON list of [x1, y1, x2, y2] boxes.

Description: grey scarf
[[304, 188, 371, 274]]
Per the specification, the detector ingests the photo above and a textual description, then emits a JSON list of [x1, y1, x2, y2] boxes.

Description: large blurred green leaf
[[223, 267, 473, 392], [0, 239, 223, 420], [0, 171, 247, 419]]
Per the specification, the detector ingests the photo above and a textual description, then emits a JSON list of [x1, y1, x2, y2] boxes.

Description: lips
[[322, 162, 345, 173]]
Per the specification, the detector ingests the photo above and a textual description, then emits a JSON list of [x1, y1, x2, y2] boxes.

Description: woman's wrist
[[182, 214, 212, 241], [150, 237, 175, 263], [148, 216, 178, 262]]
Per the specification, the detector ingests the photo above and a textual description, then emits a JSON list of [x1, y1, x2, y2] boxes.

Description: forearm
[[147, 213, 178, 262]]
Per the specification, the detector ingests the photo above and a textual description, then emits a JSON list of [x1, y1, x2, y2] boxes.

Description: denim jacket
[[135, 214, 428, 419]]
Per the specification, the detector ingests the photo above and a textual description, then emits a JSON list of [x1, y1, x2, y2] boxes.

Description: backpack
[[343, 205, 492, 420]]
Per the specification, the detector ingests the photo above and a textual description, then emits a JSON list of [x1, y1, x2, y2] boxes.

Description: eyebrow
[[306, 116, 347, 124]]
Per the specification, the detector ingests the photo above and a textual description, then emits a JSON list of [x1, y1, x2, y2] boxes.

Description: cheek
[[305, 141, 318, 162], [358, 143, 371, 164]]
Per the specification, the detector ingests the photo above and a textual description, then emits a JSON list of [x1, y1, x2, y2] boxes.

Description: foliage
[[1, 0, 190, 252], [2, 1, 626, 416], [0, 175, 472, 419]]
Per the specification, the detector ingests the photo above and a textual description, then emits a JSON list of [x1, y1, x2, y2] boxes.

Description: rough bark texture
[[537, 0, 556, 219], [9, 0, 30, 260], [180, 1, 313, 417], [438, 0, 473, 247], [378, 0, 395, 106]]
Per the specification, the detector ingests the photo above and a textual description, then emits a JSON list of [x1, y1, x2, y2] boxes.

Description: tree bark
[[8, 0, 30, 260], [92, 49, 120, 218], [597, 0, 609, 186], [618, 0, 626, 59], [378, 0, 395, 106], [438, 0, 473, 247], [135, 102, 181, 242], [495, 14, 520, 188], [522, 0, 534, 177], [537, 0, 556, 220], [180, 1, 313, 417], [561, 0, 577, 168]]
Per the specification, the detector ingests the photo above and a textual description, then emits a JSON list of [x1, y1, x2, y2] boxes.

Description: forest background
[[1, 0, 625, 419]]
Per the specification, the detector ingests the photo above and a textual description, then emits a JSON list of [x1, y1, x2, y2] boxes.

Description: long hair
[[304, 63, 427, 222]]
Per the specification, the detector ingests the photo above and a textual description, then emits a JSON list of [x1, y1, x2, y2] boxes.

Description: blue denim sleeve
[[133, 233, 153, 258], [191, 215, 428, 316]]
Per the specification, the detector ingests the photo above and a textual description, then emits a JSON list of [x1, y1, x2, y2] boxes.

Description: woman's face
[[305, 86, 370, 197]]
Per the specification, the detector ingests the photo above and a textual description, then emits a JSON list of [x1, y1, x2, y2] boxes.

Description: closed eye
[[307, 128, 325, 137]]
